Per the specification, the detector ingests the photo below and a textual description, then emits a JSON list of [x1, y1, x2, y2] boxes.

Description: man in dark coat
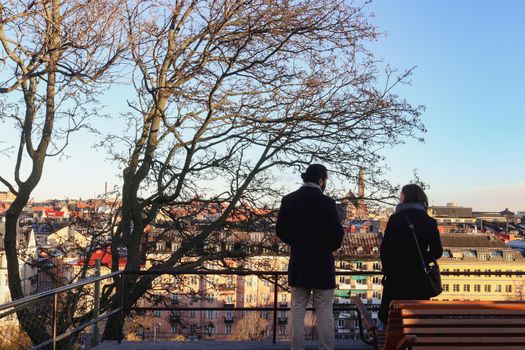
[[276, 164, 344, 350]]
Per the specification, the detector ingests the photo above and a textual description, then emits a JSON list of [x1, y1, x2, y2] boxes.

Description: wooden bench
[[351, 297, 525, 350]]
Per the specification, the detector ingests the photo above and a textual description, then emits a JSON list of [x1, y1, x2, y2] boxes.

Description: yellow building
[[436, 234, 525, 301]]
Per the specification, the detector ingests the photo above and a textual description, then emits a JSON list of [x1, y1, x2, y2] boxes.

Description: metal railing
[[0, 264, 121, 350], [1, 269, 525, 349], [118, 270, 383, 344]]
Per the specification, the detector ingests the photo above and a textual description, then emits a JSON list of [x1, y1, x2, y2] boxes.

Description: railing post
[[52, 292, 58, 350], [93, 259, 101, 346], [118, 273, 124, 344], [273, 273, 278, 344]]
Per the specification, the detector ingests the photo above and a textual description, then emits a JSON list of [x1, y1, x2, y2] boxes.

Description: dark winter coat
[[276, 186, 345, 289], [378, 207, 443, 323]]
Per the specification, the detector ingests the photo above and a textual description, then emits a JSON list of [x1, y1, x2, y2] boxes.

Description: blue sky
[[367, 0, 525, 211], [1, 1, 524, 211]]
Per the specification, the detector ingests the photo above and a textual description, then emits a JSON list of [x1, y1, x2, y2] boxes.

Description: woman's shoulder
[[392, 209, 437, 224], [387, 212, 405, 225]]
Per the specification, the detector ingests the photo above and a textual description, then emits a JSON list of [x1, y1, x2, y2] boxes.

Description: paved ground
[[93, 340, 373, 350]]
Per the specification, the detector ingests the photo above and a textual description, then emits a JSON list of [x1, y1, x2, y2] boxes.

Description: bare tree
[[232, 311, 267, 341], [99, 0, 424, 340], [0, 0, 124, 346]]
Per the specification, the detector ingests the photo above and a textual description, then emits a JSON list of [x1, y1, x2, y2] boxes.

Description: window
[[280, 294, 287, 303], [279, 325, 286, 335], [208, 310, 214, 319], [355, 262, 363, 270], [191, 276, 198, 285], [154, 324, 161, 334], [190, 310, 196, 318], [495, 285, 502, 293], [506, 285, 513, 293], [171, 325, 178, 334], [463, 285, 470, 292], [154, 310, 161, 317], [372, 291, 381, 299], [453, 284, 460, 292], [280, 310, 286, 318], [246, 295, 252, 303], [226, 325, 232, 334], [484, 285, 491, 293], [339, 276, 345, 283], [443, 284, 449, 292], [474, 285, 481, 292], [226, 310, 233, 318], [372, 277, 381, 284], [337, 319, 345, 327]]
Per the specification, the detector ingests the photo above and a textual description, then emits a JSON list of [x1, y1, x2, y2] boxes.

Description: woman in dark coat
[[378, 184, 443, 326]]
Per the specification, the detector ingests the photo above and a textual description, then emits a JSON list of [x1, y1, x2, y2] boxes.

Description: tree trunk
[[5, 192, 51, 347]]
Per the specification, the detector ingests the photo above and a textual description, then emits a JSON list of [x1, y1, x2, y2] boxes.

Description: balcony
[[279, 301, 287, 307], [223, 315, 235, 324], [224, 301, 235, 309], [170, 315, 180, 324], [278, 316, 288, 325], [218, 283, 236, 291]]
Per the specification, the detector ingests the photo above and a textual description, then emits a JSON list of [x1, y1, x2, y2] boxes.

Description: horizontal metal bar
[[440, 271, 525, 276], [130, 306, 375, 312], [121, 269, 525, 276], [0, 271, 121, 312], [31, 308, 121, 350], [121, 270, 384, 276]]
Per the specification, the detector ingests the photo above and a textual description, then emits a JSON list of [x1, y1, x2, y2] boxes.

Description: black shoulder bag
[[403, 215, 443, 298]]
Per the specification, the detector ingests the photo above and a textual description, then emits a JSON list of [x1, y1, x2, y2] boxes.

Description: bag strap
[[402, 215, 430, 274]]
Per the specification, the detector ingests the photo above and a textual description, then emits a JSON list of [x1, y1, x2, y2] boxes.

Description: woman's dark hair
[[301, 164, 328, 183], [401, 184, 429, 210]]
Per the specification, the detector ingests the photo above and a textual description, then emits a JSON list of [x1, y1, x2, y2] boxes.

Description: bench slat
[[392, 300, 525, 310], [401, 309, 525, 316], [404, 327, 525, 334], [414, 336, 525, 344], [403, 318, 525, 325], [413, 347, 525, 350]]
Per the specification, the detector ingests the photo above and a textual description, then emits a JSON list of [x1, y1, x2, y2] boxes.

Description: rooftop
[[441, 233, 510, 248]]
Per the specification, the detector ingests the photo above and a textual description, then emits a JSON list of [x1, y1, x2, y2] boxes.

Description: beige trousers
[[290, 287, 334, 350]]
